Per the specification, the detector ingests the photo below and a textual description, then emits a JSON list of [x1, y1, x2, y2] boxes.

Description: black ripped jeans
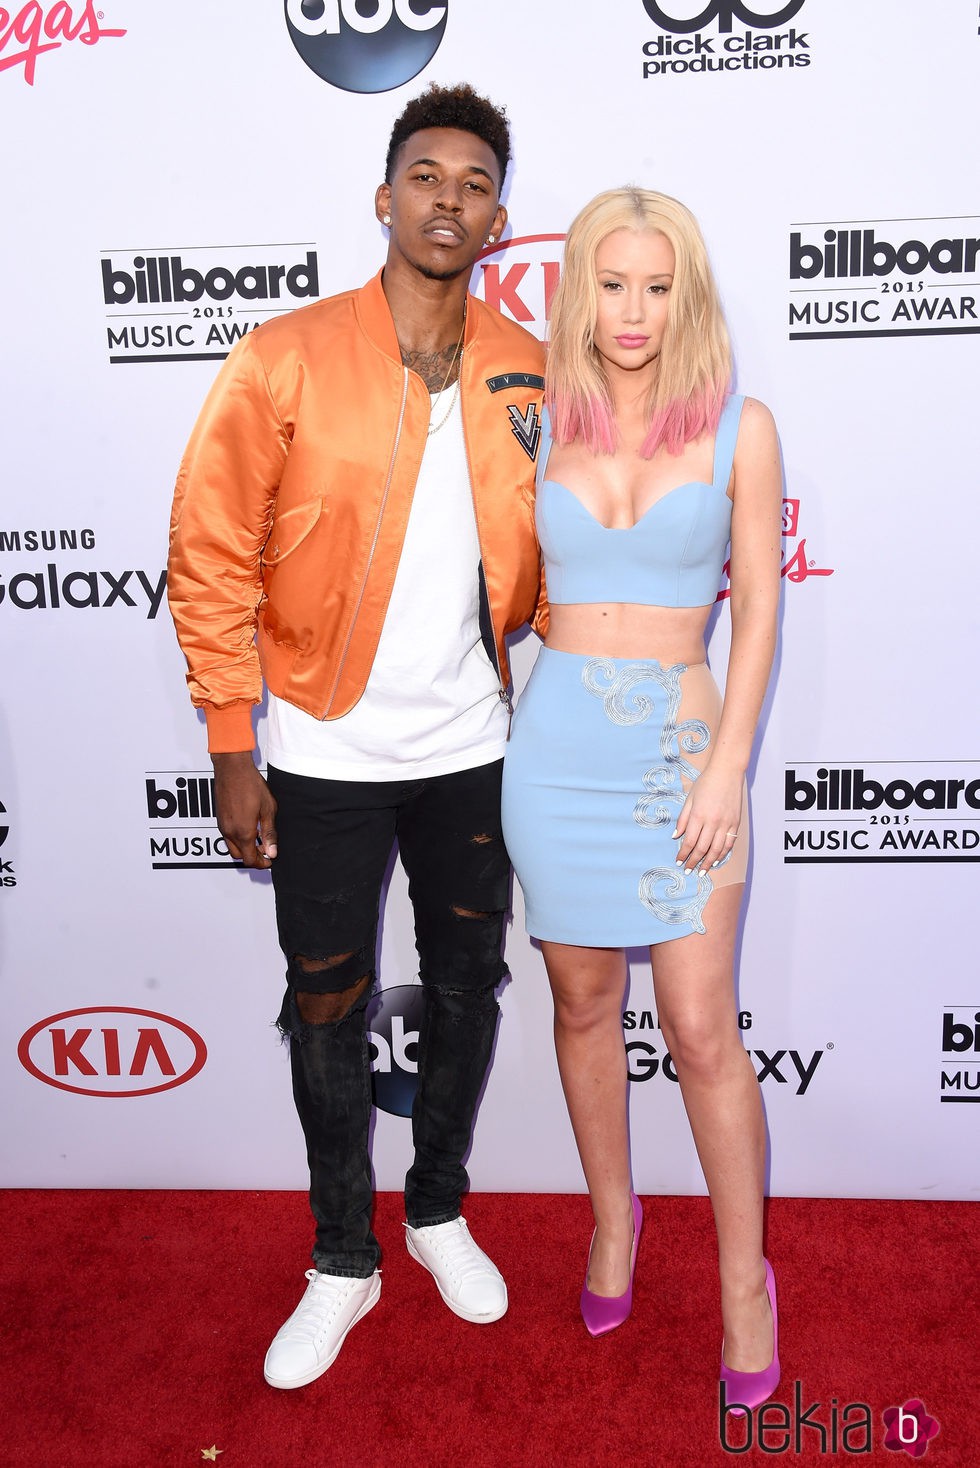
[[268, 759, 510, 1278]]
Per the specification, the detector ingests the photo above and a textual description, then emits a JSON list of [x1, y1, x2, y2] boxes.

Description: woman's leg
[[650, 885, 773, 1372], [542, 940, 636, 1296]]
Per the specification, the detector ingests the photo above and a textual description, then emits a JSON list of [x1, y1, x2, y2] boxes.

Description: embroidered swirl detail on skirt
[[582, 658, 709, 827], [583, 657, 718, 929], [638, 867, 712, 934]]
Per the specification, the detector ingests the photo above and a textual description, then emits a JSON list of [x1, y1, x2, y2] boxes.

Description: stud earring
[[383, 214, 391, 225], [487, 234, 495, 244]]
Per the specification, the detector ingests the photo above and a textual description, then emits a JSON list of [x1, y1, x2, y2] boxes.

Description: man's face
[[376, 127, 507, 282]]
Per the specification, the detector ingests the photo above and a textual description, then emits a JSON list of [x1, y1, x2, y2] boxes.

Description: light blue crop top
[[536, 394, 743, 607]]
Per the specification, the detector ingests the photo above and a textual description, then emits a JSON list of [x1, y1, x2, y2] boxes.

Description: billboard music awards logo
[[367, 984, 425, 1116], [640, 0, 811, 79], [0, 2, 125, 85], [783, 761, 980, 863], [101, 245, 321, 364], [788, 216, 980, 340], [0, 526, 166, 618], [145, 771, 242, 869], [284, 0, 447, 94], [939, 1005, 980, 1104], [624, 1007, 829, 1095], [18, 1007, 207, 1097], [0, 798, 16, 890]]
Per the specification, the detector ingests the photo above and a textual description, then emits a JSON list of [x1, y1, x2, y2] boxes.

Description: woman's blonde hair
[[547, 188, 732, 457]]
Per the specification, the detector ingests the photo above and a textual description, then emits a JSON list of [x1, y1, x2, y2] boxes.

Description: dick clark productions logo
[[641, 0, 811, 77], [0, 797, 14, 890], [643, 0, 804, 29], [284, 0, 447, 93]]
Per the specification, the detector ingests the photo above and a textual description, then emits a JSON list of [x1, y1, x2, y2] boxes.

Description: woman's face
[[592, 227, 675, 378]]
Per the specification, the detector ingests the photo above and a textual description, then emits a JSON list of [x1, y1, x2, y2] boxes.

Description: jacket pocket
[[261, 498, 323, 566]]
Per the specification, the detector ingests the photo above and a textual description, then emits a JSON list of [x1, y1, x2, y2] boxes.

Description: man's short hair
[[385, 81, 511, 187]]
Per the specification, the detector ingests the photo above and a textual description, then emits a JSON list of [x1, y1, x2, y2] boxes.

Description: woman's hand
[[673, 763, 743, 875]]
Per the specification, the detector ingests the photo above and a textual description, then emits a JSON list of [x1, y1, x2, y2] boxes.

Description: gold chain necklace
[[427, 351, 463, 437], [426, 309, 465, 437]]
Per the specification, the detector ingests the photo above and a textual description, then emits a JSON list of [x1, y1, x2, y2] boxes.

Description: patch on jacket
[[484, 372, 545, 393], [506, 402, 541, 463]]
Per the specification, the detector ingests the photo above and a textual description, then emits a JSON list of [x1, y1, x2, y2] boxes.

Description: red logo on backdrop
[[471, 233, 566, 341], [18, 1007, 207, 1097], [778, 495, 834, 589], [1, 2, 126, 86], [717, 495, 833, 600]]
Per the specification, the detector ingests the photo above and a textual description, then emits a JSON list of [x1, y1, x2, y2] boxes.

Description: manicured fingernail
[[675, 859, 684, 868], [711, 859, 720, 869], [671, 828, 679, 839], [684, 867, 694, 875]]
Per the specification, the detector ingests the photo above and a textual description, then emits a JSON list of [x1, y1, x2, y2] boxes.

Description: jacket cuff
[[203, 701, 256, 753]]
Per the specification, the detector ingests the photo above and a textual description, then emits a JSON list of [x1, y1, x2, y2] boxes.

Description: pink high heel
[[580, 1192, 643, 1337], [720, 1258, 780, 1414]]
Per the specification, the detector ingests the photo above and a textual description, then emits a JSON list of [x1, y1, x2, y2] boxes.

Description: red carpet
[[2, 1191, 975, 1466]]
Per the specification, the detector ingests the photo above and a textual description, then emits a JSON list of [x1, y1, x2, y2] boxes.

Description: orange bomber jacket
[[168, 270, 548, 753]]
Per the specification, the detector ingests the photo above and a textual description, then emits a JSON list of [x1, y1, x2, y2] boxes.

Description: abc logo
[[367, 984, 424, 1117], [284, 0, 448, 95]]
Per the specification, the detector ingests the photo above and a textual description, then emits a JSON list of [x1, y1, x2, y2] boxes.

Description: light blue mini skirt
[[501, 647, 747, 948]]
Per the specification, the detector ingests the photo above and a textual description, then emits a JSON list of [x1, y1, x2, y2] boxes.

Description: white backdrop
[[2, 0, 978, 1200]]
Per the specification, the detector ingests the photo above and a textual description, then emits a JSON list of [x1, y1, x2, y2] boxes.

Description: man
[[167, 83, 545, 1389]]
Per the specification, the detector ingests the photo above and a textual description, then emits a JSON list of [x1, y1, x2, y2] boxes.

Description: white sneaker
[[404, 1216, 508, 1323], [263, 1269, 381, 1389]]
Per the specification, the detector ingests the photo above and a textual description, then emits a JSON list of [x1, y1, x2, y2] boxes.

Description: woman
[[502, 189, 782, 1410]]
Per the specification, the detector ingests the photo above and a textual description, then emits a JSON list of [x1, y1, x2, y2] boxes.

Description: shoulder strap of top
[[711, 394, 745, 493], [537, 402, 554, 484]]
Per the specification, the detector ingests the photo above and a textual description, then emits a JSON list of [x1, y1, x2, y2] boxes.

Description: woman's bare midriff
[[546, 602, 712, 665]]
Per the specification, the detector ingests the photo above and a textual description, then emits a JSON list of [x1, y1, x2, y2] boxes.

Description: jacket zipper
[[324, 367, 410, 717], [461, 397, 513, 738]]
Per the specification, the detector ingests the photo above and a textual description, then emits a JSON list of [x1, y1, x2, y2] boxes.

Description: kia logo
[[642, 0, 804, 32], [18, 1007, 208, 1097], [472, 233, 566, 341]]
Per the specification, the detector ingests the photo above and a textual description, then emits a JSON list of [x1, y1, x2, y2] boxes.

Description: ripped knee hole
[[294, 951, 356, 974], [295, 973, 370, 1026]]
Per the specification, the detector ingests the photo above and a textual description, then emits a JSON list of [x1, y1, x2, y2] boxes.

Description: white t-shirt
[[266, 387, 508, 780]]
